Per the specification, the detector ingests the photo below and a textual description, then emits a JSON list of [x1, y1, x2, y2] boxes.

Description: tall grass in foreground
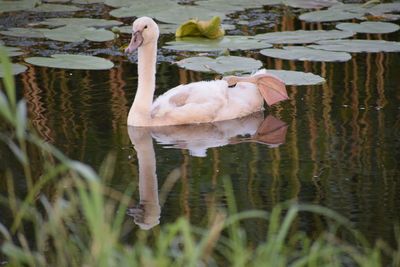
[[0, 49, 399, 267]]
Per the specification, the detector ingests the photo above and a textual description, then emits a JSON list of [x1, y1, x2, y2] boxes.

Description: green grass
[[0, 48, 399, 267]]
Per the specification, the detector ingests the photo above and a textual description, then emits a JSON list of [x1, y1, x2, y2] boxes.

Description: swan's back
[[150, 79, 263, 125]]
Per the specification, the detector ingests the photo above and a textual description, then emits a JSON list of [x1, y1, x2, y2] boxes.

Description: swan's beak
[[125, 31, 144, 53]]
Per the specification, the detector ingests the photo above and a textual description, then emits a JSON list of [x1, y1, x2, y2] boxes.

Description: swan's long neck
[[128, 41, 157, 126]]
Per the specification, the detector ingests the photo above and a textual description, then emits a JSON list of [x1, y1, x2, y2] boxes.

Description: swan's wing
[[255, 74, 288, 106], [151, 80, 229, 124]]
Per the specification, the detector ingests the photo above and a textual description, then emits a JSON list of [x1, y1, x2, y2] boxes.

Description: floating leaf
[[25, 54, 114, 70], [264, 70, 325, 85], [42, 25, 115, 42], [0, 28, 45, 38], [260, 47, 351, 62], [196, 0, 282, 13], [37, 18, 123, 27], [72, 0, 105, 3], [336, 21, 400, 34], [109, 1, 179, 18], [308, 39, 400, 53], [0, 0, 39, 13], [105, 0, 165, 8], [283, 0, 340, 9], [31, 3, 82, 12], [300, 3, 400, 22], [110, 2, 226, 24], [255, 30, 354, 44], [0, 46, 24, 57], [164, 36, 271, 52], [176, 56, 262, 74], [0, 64, 27, 77], [299, 9, 363, 22], [114, 24, 178, 35], [176, 16, 224, 39]]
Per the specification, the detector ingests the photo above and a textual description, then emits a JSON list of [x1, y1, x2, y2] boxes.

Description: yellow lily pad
[[176, 16, 224, 39]]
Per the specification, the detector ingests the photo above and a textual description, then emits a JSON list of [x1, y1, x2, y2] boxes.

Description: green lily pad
[[300, 3, 400, 22], [260, 47, 351, 62], [114, 23, 178, 35], [255, 30, 354, 44], [0, 28, 45, 38], [25, 54, 114, 70], [110, 2, 226, 24], [31, 3, 82, 12], [44, 0, 70, 2], [196, 0, 282, 13], [0, 63, 27, 77], [164, 36, 272, 52], [0, 46, 24, 57], [308, 39, 400, 53], [299, 9, 364, 22], [42, 25, 115, 42], [0, 0, 39, 13], [72, 0, 105, 3], [176, 56, 262, 74], [37, 18, 123, 27], [109, 1, 178, 18], [336, 22, 400, 34], [283, 0, 340, 9], [176, 16, 225, 39], [264, 70, 325, 85], [105, 0, 159, 8]]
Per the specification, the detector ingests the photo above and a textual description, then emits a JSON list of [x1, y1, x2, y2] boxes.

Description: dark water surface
[[1, 4, 400, 248]]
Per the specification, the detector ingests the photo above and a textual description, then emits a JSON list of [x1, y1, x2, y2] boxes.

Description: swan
[[125, 16, 288, 127]]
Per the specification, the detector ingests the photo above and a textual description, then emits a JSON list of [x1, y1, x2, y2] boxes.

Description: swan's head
[[125, 16, 159, 53]]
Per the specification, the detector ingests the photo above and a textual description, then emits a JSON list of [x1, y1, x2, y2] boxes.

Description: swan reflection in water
[[126, 112, 288, 230]]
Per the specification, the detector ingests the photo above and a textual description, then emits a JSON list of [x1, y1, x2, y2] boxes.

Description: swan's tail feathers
[[255, 73, 288, 106]]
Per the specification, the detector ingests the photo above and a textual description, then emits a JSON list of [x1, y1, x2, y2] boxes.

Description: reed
[[0, 49, 398, 267]]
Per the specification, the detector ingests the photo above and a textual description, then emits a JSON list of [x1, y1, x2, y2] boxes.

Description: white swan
[[125, 16, 288, 127]]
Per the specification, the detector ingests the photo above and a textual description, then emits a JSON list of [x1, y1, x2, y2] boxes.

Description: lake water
[[1, 3, 400, 248]]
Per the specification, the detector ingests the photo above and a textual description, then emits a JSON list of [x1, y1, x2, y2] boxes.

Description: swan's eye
[[144, 25, 148, 29]]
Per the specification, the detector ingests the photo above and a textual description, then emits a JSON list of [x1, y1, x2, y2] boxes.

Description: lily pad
[[37, 18, 123, 27], [283, 0, 340, 9], [0, 0, 39, 13], [300, 3, 400, 22], [176, 16, 224, 39], [336, 22, 400, 34], [299, 9, 364, 22], [105, 0, 167, 8], [308, 39, 400, 53], [72, 0, 105, 3], [0, 63, 27, 77], [196, 0, 282, 13], [260, 47, 351, 62], [176, 56, 262, 74], [0, 46, 24, 57], [25, 54, 114, 70], [264, 70, 325, 85], [110, 2, 226, 24], [109, 1, 179, 18], [42, 25, 115, 42], [164, 36, 272, 52], [0, 28, 45, 39], [255, 30, 354, 44], [31, 3, 82, 12]]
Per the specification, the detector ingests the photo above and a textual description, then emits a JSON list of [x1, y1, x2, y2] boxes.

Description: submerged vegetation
[[1, 49, 399, 266]]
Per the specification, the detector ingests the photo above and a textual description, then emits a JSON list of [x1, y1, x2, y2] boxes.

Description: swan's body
[[125, 17, 288, 127]]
